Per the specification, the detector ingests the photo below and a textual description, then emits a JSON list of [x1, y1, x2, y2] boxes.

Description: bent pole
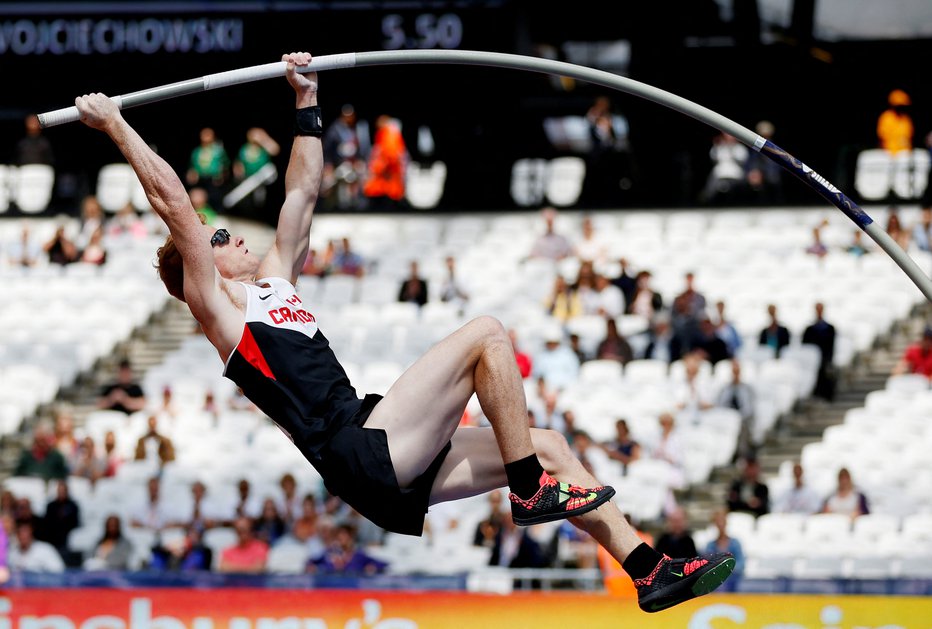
[[37, 49, 932, 301]]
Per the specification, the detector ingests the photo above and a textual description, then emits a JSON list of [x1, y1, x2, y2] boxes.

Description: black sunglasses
[[210, 228, 231, 248]]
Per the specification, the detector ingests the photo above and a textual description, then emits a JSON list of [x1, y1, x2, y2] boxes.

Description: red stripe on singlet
[[238, 325, 276, 380]]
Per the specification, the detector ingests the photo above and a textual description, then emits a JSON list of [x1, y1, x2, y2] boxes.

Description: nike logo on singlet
[[259, 293, 272, 300]]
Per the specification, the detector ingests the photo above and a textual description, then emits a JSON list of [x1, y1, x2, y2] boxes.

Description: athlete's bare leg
[[429, 426, 644, 565], [365, 316, 534, 487]]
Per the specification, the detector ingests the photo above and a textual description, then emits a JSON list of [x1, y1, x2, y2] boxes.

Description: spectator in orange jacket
[[363, 115, 408, 209]]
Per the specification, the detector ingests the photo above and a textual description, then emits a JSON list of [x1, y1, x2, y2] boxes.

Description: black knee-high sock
[[622, 543, 665, 580], [504, 453, 545, 500]]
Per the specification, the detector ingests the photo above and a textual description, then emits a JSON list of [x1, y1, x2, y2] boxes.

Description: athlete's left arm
[[258, 52, 321, 284]]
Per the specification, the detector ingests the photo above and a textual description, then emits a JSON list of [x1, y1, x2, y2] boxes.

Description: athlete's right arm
[[75, 94, 229, 320]]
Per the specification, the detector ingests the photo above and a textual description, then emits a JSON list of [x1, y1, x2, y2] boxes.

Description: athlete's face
[[207, 225, 260, 280]]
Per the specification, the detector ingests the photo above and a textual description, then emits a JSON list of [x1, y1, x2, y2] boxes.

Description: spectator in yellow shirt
[[877, 89, 914, 154]]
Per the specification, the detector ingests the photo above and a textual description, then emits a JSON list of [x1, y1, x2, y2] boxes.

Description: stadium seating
[[3, 204, 929, 580]]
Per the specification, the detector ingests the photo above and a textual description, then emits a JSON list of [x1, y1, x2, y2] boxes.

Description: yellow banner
[[5, 590, 932, 629]]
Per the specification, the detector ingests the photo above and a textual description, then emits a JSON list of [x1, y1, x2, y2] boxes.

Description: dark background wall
[[2, 0, 930, 219]]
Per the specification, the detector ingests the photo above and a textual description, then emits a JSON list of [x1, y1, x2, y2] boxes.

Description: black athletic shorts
[[314, 393, 452, 536]]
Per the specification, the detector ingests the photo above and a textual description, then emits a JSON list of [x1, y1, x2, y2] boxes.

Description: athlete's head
[[156, 214, 259, 302], [203, 222, 261, 282]]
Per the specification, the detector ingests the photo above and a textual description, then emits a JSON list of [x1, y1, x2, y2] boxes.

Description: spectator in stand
[[845, 229, 870, 258], [130, 477, 173, 532], [14, 422, 68, 481], [186, 186, 217, 225], [41, 481, 80, 555], [79, 226, 108, 265], [231, 479, 262, 521], [911, 205, 932, 252], [692, 316, 731, 365], [489, 515, 549, 569], [671, 271, 707, 351], [654, 507, 697, 559], [529, 207, 573, 261], [627, 270, 663, 319], [574, 215, 609, 264], [332, 237, 365, 277], [301, 245, 329, 278], [134, 415, 176, 468], [186, 126, 230, 211], [9, 520, 64, 573], [508, 328, 533, 379], [773, 463, 822, 515], [885, 206, 911, 249], [0, 493, 14, 520], [877, 89, 914, 156], [568, 333, 589, 364], [892, 324, 932, 378], [544, 274, 583, 323], [805, 224, 828, 258], [704, 508, 745, 592], [674, 353, 715, 424], [15, 113, 54, 166], [582, 97, 629, 208], [714, 360, 756, 460], [473, 489, 507, 552], [363, 114, 408, 210], [573, 260, 597, 303], [219, 516, 269, 574], [291, 494, 325, 559], [759, 304, 791, 358], [6, 223, 41, 267], [86, 515, 133, 570], [642, 313, 683, 363], [107, 202, 149, 242], [154, 386, 179, 424], [612, 258, 638, 308], [77, 195, 105, 250], [397, 260, 429, 307], [570, 429, 613, 480], [307, 522, 387, 575], [603, 419, 641, 475], [253, 498, 287, 547], [278, 473, 303, 527], [150, 525, 212, 571], [52, 405, 81, 471], [531, 327, 581, 392], [726, 457, 769, 518], [595, 317, 634, 365], [586, 274, 626, 319], [744, 120, 783, 205], [802, 302, 837, 401], [535, 390, 570, 436], [822, 468, 869, 520], [439, 255, 470, 313], [13, 497, 40, 534], [179, 481, 222, 533], [653, 412, 686, 493], [700, 132, 748, 205], [322, 104, 370, 210], [712, 300, 742, 358], [97, 359, 147, 415], [102, 430, 123, 477], [232, 127, 281, 210], [72, 436, 108, 484], [43, 224, 79, 265]]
